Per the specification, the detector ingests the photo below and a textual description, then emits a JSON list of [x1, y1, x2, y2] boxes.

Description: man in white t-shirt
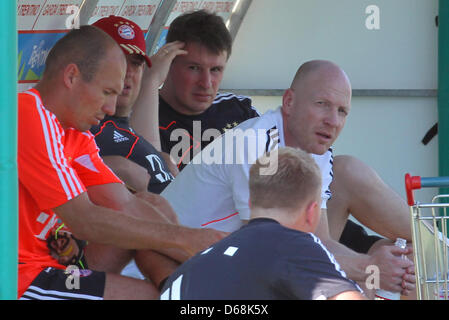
[[163, 60, 343, 230], [161, 60, 415, 296], [163, 105, 333, 231]]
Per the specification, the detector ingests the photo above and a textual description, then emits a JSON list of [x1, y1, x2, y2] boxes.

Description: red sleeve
[[18, 92, 86, 211], [68, 130, 123, 188]]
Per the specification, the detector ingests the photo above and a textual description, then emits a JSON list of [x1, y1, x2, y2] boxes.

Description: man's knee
[[333, 155, 364, 179], [135, 249, 180, 289], [104, 273, 159, 300], [134, 191, 179, 223], [85, 243, 135, 273]]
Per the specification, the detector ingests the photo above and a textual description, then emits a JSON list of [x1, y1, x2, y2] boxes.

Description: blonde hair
[[249, 147, 321, 211]]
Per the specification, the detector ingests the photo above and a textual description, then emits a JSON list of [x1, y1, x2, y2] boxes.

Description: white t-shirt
[[161, 107, 333, 232]]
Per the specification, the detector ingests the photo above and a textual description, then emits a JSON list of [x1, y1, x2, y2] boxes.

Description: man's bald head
[[43, 25, 121, 82], [290, 60, 351, 93], [281, 60, 352, 155]]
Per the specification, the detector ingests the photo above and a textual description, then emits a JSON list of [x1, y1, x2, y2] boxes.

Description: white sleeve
[[227, 127, 272, 221], [228, 162, 252, 221], [310, 150, 333, 209]]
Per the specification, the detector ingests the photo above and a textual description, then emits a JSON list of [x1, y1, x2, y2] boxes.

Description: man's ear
[[63, 63, 81, 89], [304, 200, 320, 233], [282, 88, 295, 115]]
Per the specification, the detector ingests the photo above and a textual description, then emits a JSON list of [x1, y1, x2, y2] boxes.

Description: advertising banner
[[17, 0, 238, 91]]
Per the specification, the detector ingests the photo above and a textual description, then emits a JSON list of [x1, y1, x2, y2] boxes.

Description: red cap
[[93, 15, 151, 68]]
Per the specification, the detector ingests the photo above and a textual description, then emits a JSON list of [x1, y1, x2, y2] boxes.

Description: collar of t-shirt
[[247, 217, 280, 226], [102, 114, 129, 125], [159, 95, 209, 120]]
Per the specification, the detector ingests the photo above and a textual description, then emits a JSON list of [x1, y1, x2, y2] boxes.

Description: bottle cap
[[395, 238, 407, 249]]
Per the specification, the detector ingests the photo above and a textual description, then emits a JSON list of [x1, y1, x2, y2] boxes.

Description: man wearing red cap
[[90, 16, 179, 196], [86, 15, 188, 280]]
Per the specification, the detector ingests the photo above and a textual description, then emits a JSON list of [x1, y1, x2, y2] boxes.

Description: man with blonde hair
[[161, 59, 415, 297], [160, 147, 365, 300]]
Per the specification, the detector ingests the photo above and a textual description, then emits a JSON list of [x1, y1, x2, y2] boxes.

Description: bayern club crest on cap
[[118, 24, 135, 40]]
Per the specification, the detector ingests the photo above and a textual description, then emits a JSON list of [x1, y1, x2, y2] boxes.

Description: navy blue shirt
[[159, 93, 259, 170], [160, 218, 362, 300], [91, 115, 174, 194]]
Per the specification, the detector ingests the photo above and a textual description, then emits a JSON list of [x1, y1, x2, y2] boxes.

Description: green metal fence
[[0, 0, 18, 300], [439, 0, 449, 185]]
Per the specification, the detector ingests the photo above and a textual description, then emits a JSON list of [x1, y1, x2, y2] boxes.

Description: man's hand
[[131, 41, 188, 151], [189, 228, 229, 255], [400, 244, 416, 296], [401, 265, 416, 296], [167, 227, 229, 262], [47, 225, 87, 267], [367, 243, 415, 294], [145, 41, 188, 88]]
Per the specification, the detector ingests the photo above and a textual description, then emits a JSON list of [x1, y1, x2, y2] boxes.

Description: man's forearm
[[316, 209, 371, 282], [321, 237, 371, 282], [81, 208, 219, 262], [130, 74, 161, 151], [56, 197, 185, 249], [55, 192, 216, 263]]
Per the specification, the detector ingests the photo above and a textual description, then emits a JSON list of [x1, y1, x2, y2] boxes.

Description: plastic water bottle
[[375, 238, 407, 300]]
